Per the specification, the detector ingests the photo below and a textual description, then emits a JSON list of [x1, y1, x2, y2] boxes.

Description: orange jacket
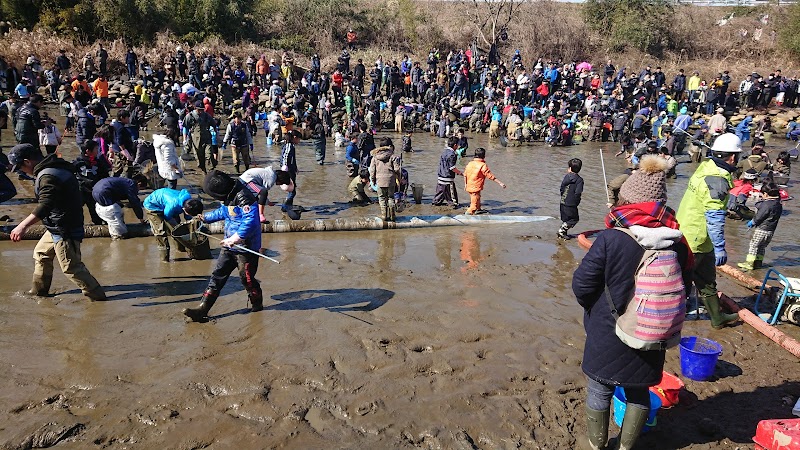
[[464, 158, 496, 193], [256, 59, 268, 75], [71, 79, 92, 94], [93, 79, 109, 98]]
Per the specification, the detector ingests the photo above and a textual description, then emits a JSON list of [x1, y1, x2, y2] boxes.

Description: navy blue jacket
[[92, 177, 144, 220], [572, 229, 691, 388]]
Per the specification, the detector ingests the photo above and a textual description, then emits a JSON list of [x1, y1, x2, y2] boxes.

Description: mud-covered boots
[[248, 289, 263, 313], [754, 255, 764, 269], [611, 404, 649, 450], [183, 289, 219, 322], [702, 295, 740, 329], [584, 407, 610, 450], [29, 276, 51, 296], [159, 247, 170, 263], [84, 286, 107, 301], [737, 254, 756, 271]]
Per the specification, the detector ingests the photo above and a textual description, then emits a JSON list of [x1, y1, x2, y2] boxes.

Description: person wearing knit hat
[[574, 156, 691, 450], [618, 155, 668, 205]]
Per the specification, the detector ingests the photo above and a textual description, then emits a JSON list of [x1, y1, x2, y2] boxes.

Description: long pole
[[600, 148, 610, 204], [197, 230, 281, 264]]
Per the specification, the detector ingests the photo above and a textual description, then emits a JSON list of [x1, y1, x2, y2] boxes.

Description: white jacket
[[38, 124, 62, 147], [153, 134, 181, 181]]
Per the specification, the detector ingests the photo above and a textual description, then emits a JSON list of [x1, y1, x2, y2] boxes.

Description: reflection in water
[[551, 242, 578, 294], [375, 232, 405, 283], [435, 232, 454, 270], [460, 231, 483, 273]]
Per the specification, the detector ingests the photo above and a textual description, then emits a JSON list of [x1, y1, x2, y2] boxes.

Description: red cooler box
[[754, 419, 800, 450]]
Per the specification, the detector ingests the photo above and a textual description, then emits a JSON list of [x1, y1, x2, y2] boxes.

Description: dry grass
[[0, 1, 796, 84]]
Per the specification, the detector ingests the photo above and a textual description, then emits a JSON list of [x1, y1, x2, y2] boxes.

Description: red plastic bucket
[[649, 371, 684, 409]]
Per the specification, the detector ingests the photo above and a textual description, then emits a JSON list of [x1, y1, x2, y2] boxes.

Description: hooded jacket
[[369, 146, 401, 188], [33, 154, 85, 238], [573, 225, 691, 387], [676, 158, 733, 254]]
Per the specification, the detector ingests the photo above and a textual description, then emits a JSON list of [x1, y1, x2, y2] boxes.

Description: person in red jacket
[[332, 69, 344, 106]]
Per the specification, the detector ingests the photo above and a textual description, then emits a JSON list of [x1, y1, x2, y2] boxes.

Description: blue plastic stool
[[753, 268, 800, 325]]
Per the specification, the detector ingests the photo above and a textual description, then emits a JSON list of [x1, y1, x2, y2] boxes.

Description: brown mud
[[0, 109, 799, 449]]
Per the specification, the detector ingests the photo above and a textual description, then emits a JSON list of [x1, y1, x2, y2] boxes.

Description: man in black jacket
[[14, 94, 45, 153], [8, 144, 106, 301]]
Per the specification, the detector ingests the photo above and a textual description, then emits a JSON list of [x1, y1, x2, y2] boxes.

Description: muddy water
[[0, 110, 799, 449]]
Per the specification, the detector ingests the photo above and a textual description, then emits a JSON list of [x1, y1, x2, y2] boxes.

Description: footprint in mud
[[355, 399, 384, 416], [411, 345, 433, 353], [459, 334, 490, 343]]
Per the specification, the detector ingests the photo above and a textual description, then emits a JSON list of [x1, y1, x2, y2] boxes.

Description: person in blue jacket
[[735, 115, 753, 144], [143, 187, 203, 262], [183, 170, 263, 322]]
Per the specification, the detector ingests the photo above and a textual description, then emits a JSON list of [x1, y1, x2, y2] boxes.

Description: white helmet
[[711, 133, 742, 153]]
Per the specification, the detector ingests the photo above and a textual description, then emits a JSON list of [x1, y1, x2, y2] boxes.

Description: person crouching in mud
[[183, 170, 263, 322]]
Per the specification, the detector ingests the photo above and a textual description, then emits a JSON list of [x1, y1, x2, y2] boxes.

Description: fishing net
[[171, 219, 208, 248]]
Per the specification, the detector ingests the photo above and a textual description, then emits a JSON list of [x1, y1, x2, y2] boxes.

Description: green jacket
[[676, 158, 733, 254]]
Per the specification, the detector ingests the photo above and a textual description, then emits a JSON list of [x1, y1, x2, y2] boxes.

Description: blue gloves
[[221, 143, 227, 150], [249, 144, 254, 152], [746, 220, 754, 228], [715, 250, 728, 267], [370, 183, 378, 192]]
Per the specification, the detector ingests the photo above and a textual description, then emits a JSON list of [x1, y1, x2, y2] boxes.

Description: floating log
[[0, 215, 553, 241]]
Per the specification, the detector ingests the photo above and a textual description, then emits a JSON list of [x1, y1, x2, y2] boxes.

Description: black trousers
[[207, 248, 262, 301], [433, 180, 459, 206]]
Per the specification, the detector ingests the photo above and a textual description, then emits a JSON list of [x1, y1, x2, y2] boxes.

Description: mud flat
[[0, 111, 798, 448]]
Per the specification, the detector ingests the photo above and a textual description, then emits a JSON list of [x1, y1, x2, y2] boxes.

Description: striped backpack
[[605, 228, 687, 351]]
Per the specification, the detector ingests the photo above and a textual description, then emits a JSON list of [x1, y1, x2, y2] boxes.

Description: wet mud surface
[[1, 110, 799, 449]]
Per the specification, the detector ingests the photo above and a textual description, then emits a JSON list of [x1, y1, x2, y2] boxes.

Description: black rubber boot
[[183, 289, 219, 322], [249, 289, 263, 313]]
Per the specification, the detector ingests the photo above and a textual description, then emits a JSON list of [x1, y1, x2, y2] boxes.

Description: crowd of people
[[0, 43, 795, 450]]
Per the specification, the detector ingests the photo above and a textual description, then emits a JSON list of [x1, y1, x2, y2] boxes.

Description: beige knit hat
[[619, 155, 668, 204]]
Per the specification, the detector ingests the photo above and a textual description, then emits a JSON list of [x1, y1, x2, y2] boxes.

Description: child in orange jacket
[[464, 147, 506, 215]]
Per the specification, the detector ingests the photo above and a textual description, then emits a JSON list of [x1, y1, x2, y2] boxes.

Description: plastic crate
[[753, 419, 800, 450]]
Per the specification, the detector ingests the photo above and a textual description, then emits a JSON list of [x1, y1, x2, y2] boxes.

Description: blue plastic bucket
[[679, 336, 722, 381], [612, 388, 661, 432], [267, 137, 273, 146]]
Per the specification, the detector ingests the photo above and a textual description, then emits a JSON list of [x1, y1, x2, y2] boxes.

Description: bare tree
[[466, 0, 524, 48]]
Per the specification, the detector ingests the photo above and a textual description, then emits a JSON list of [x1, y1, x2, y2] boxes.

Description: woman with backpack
[[572, 155, 693, 450]]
